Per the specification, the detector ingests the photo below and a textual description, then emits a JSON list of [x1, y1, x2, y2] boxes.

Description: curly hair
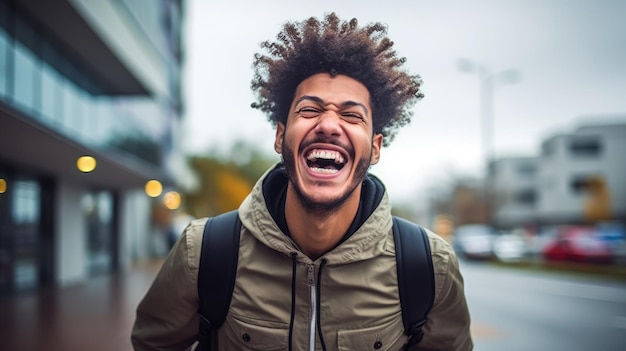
[[250, 12, 424, 146]]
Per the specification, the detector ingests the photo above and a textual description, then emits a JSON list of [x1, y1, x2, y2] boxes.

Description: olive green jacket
[[132, 169, 473, 351]]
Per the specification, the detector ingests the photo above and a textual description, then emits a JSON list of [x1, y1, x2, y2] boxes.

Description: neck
[[284, 186, 361, 260]]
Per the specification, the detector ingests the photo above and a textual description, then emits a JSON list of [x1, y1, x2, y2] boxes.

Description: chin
[[292, 181, 358, 213]]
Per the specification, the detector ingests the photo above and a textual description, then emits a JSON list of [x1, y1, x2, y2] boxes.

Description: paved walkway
[[0, 261, 161, 351]]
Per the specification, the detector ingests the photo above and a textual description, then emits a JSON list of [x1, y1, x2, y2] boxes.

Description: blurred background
[[0, 0, 624, 350]]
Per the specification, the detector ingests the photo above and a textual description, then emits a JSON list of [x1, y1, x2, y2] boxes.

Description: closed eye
[[296, 107, 321, 118], [341, 112, 365, 123]]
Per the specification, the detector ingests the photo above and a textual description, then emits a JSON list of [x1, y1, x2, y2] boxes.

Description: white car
[[492, 230, 528, 262], [452, 224, 495, 260]]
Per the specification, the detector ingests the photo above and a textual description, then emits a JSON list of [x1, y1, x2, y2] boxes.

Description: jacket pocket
[[223, 313, 289, 351], [337, 320, 406, 351]]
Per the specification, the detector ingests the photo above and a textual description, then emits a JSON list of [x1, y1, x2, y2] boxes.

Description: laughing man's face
[[274, 73, 383, 212]]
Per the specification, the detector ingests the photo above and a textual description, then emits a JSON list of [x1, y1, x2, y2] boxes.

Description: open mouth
[[306, 149, 346, 174]]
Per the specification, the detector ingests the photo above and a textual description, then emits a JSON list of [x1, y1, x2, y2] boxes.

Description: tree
[[184, 141, 277, 218]]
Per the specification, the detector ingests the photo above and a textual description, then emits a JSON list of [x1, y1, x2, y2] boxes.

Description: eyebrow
[[294, 95, 369, 116]]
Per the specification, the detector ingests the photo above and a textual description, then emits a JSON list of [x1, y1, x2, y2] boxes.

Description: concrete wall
[[70, 0, 169, 97], [55, 182, 87, 287], [118, 190, 153, 268]]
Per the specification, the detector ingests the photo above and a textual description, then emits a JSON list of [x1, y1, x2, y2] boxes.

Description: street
[[461, 260, 626, 351], [2, 259, 625, 350]]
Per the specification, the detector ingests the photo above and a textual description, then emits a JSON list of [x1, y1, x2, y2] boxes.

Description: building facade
[[537, 122, 626, 226], [488, 156, 539, 229], [0, 0, 186, 293], [488, 120, 626, 230]]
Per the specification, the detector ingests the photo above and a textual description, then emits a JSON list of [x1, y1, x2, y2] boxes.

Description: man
[[132, 13, 473, 350]]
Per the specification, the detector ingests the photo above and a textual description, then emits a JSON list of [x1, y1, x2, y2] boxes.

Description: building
[[488, 156, 539, 229], [537, 121, 626, 226], [0, 0, 186, 293], [487, 120, 626, 230]]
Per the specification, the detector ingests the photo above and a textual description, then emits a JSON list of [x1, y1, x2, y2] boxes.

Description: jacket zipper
[[307, 264, 316, 351]]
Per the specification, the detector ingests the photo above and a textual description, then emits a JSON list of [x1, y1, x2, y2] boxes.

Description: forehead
[[292, 73, 371, 111]]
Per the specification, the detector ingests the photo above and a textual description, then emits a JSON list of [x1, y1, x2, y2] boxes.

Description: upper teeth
[[307, 150, 345, 164]]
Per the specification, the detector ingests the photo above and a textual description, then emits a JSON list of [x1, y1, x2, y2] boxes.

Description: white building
[[489, 120, 626, 229], [537, 122, 626, 225]]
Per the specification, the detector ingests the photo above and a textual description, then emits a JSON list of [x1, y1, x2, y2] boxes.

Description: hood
[[238, 162, 393, 265]]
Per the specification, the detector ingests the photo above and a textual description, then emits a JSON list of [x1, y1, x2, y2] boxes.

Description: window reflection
[[12, 179, 41, 291], [0, 29, 8, 98], [40, 63, 62, 124], [13, 41, 37, 113], [83, 191, 114, 276]]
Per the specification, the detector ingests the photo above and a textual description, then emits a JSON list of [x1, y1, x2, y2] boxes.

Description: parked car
[[492, 229, 528, 262], [542, 226, 613, 264], [452, 224, 494, 260], [595, 221, 626, 250]]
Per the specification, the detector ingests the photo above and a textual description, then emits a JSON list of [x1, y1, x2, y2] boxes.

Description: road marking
[[471, 323, 508, 339]]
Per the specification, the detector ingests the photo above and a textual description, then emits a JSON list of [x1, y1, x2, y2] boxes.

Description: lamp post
[[458, 59, 520, 226]]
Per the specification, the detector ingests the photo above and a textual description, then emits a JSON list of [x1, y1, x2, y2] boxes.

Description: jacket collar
[[239, 162, 393, 264]]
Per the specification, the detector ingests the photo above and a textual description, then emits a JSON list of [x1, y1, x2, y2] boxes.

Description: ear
[[370, 133, 383, 165], [274, 122, 285, 154]]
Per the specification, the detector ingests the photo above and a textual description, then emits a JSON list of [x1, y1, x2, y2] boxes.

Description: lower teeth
[[310, 167, 338, 174]]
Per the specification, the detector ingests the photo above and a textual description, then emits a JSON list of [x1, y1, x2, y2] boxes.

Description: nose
[[315, 111, 342, 137]]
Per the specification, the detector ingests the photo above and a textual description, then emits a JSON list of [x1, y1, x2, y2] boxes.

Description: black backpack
[[196, 210, 434, 351]]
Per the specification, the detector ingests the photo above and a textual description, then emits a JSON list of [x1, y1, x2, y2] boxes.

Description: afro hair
[[250, 12, 424, 146]]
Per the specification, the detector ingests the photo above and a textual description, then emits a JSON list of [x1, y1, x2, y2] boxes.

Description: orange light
[[145, 180, 163, 198], [76, 156, 97, 173], [0, 179, 6, 193], [163, 191, 182, 210]]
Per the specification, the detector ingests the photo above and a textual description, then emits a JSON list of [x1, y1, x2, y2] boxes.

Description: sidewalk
[[0, 260, 162, 351]]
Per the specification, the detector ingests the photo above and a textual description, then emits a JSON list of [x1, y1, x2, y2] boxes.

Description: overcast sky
[[181, 0, 626, 204]]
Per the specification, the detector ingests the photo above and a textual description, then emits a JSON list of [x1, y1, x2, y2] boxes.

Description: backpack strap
[[392, 216, 435, 350], [197, 210, 241, 351]]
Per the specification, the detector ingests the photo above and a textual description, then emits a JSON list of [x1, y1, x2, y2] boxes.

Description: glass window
[[83, 191, 114, 276], [79, 91, 97, 145], [515, 189, 536, 205], [12, 179, 41, 291], [0, 28, 8, 98], [61, 79, 82, 136], [13, 42, 37, 113], [12, 180, 40, 224], [93, 97, 113, 146], [73, 87, 88, 142], [569, 137, 602, 157], [40, 63, 63, 126], [570, 174, 606, 194], [516, 162, 536, 178]]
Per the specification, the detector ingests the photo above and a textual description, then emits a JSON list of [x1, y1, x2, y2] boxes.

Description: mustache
[[297, 136, 354, 158]]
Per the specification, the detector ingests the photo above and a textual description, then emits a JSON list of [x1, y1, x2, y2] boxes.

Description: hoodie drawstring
[[316, 259, 328, 351], [288, 253, 297, 351]]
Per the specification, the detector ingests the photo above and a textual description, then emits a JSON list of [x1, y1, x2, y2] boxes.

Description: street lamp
[[458, 58, 520, 226]]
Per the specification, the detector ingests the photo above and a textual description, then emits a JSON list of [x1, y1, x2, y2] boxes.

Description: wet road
[[1, 259, 625, 350], [0, 261, 159, 351], [462, 260, 626, 351]]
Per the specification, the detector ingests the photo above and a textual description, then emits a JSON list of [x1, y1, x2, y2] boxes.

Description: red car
[[543, 226, 613, 264]]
